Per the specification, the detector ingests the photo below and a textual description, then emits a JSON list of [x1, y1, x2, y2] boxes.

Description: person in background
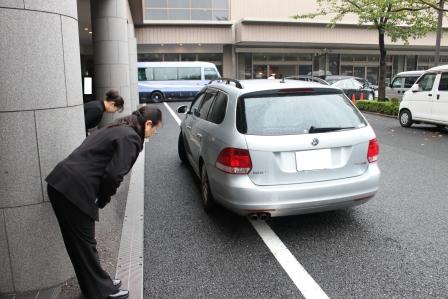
[[84, 89, 124, 131], [46, 106, 162, 299]]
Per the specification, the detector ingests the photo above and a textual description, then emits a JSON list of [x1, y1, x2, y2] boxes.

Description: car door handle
[[186, 125, 192, 130], [437, 94, 440, 100], [429, 94, 433, 96]]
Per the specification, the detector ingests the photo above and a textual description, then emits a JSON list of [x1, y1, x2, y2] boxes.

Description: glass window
[[154, 67, 177, 80], [253, 65, 267, 79], [208, 91, 227, 124], [213, 0, 228, 9], [392, 77, 404, 88], [169, 0, 189, 8], [190, 93, 205, 117], [237, 94, 366, 136], [145, 9, 168, 19], [145, 68, 154, 80], [191, 9, 212, 20], [180, 53, 197, 61], [212, 10, 228, 20], [138, 68, 147, 81], [164, 53, 180, 61], [417, 73, 436, 91], [168, 9, 189, 20], [404, 76, 419, 88], [204, 67, 219, 80], [328, 54, 339, 75], [237, 53, 252, 79], [406, 56, 417, 71], [138, 53, 163, 62], [178, 67, 201, 80], [198, 53, 222, 62], [146, 0, 167, 8], [253, 53, 268, 62], [198, 92, 216, 119], [438, 73, 448, 91], [341, 65, 353, 76], [191, 0, 212, 8]]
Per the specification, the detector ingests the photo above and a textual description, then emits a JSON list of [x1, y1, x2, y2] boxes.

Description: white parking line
[[163, 102, 182, 125], [250, 220, 329, 299], [163, 101, 329, 299]]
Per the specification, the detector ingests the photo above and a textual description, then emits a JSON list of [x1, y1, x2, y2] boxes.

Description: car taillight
[[216, 148, 252, 174], [367, 138, 379, 163]]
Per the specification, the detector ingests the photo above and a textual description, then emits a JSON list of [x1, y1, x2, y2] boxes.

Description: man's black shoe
[[112, 279, 122, 288], [108, 289, 129, 299]]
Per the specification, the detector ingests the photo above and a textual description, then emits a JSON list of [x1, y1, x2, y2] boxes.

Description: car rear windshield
[[236, 93, 366, 135]]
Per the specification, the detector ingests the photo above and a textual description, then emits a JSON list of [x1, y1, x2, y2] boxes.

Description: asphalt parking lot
[[143, 102, 448, 298]]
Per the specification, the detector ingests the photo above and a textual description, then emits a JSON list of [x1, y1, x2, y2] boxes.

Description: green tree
[[293, 0, 440, 100]]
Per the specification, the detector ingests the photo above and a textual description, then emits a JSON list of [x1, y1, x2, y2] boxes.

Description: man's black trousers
[[47, 185, 117, 299]]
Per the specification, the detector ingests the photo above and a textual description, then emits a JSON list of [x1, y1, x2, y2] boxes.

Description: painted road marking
[[250, 220, 329, 299], [163, 102, 182, 125], [163, 101, 329, 299]]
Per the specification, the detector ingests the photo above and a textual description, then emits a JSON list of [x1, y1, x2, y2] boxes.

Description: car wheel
[[151, 91, 164, 103], [178, 131, 188, 163], [201, 166, 216, 212], [399, 109, 413, 127]]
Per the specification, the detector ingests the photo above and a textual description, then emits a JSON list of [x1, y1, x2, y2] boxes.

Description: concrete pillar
[[223, 44, 236, 78], [0, 0, 84, 294], [91, 0, 131, 125], [128, 19, 139, 110]]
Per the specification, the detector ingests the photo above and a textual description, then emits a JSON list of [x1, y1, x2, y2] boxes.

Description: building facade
[[135, 0, 448, 84]]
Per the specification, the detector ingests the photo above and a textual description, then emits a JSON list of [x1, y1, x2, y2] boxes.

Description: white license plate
[[296, 149, 332, 171]]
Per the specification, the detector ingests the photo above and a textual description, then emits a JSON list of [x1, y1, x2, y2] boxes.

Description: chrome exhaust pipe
[[258, 212, 270, 221], [248, 213, 258, 220]]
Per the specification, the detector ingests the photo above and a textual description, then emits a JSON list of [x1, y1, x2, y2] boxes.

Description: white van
[[399, 65, 448, 128], [386, 70, 424, 100], [138, 61, 220, 103]]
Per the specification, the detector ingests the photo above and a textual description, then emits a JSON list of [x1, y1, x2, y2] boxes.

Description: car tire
[[178, 131, 188, 163], [201, 166, 216, 213], [151, 91, 164, 103], [399, 109, 413, 127]]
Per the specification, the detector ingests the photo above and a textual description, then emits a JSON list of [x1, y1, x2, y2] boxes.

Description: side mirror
[[177, 105, 188, 114], [410, 84, 420, 93]]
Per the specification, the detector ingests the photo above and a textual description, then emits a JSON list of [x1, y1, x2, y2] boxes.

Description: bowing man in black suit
[[46, 106, 162, 299], [84, 89, 124, 131]]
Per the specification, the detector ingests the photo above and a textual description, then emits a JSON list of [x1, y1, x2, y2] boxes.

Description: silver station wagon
[[177, 78, 380, 219]]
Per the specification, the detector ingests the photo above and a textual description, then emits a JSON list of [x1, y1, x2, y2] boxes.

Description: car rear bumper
[[208, 163, 380, 217]]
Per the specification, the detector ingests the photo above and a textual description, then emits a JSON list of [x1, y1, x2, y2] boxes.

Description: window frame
[[207, 90, 228, 124]]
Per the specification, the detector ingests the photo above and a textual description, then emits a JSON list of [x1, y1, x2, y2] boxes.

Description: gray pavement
[[143, 102, 448, 298]]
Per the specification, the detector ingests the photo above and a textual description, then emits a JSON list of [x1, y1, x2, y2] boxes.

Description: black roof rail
[[208, 78, 243, 89]]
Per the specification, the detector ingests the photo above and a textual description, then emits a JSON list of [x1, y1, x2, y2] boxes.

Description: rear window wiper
[[308, 126, 355, 133]]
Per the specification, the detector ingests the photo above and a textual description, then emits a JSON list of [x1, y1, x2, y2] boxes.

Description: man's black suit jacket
[[46, 125, 142, 221], [84, 100, 105, 130]]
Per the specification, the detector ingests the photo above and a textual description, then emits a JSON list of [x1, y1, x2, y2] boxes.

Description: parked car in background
[[330, 78, 376, 100], [399, 65, 448, 128], [176, 78, 380, 219], [386, 70, 424, 101], [138, 61, 220, 103]]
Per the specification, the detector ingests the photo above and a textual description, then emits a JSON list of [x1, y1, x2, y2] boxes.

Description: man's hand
[[96, 195, 111, 209]]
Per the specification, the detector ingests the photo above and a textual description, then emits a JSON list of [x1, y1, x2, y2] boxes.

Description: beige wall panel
[[136, 27, 233, 44], [230, 0, 358, 23], [231, 0, 448, 25], [237, 24, 448, 48]]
